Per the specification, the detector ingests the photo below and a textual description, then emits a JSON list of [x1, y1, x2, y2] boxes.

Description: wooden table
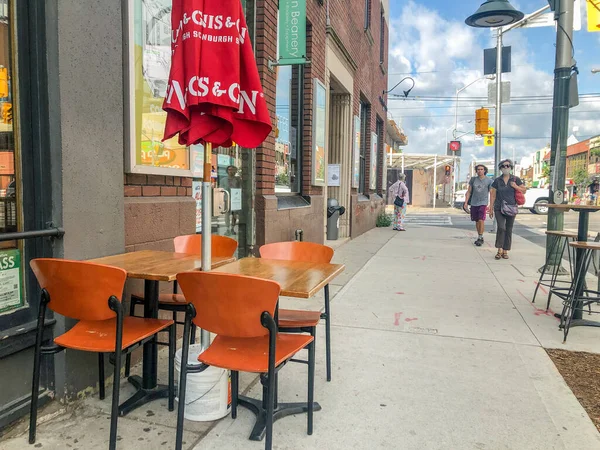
[[214, 258, 345, 298], [89, 250, 234, 415], [548, 204, 600, 323], [215, 257, 345, 441]]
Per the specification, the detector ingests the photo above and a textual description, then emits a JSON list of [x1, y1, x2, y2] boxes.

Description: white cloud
[[386, 1, 599, 180]]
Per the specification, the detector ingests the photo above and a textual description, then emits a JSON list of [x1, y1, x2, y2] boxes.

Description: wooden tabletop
[[88, 250, 235, 282], [214, 258, 345, 298], [547, 204, 600, 212]]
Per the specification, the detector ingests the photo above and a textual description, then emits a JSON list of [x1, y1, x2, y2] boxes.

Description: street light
[[465, 0, 524, 28], [454, 75, 495, 139], [384, 76, 415, 98]]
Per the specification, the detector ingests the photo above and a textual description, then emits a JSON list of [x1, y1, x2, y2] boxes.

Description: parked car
[[453, 189, 467, 209], [522, 188, 552, 215]]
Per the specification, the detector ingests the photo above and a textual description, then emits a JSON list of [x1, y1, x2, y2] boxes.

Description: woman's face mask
[[501, 167, 511, 175]]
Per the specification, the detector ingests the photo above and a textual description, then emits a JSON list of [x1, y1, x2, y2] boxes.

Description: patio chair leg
[[231, 370, 239, 419], [168, 323, 175, 411], [109, 305, 124, 450], [176, 313, 193, 450], [307, 328, 315, 435], [125, 298, 138, 377], [324, 284, 332, 382], [98, 353, 105, 400], [534, 235, 557, 303], [191, 324, 197, 344], [29, 299, 47, 445]]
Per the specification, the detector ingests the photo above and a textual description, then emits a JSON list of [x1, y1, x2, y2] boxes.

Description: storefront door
[[210, 145, 255, 258], [0, 0, 57, 429]]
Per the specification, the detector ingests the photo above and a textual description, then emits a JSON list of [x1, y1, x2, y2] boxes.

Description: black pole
[[546, 0, 574, 267]]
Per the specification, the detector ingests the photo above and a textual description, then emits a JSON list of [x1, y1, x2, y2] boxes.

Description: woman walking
[[388, 173, 410, 231], [489, 159, 527, 259]]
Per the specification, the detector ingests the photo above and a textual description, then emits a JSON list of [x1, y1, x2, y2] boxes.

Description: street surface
[[446, 208, 600, 247]]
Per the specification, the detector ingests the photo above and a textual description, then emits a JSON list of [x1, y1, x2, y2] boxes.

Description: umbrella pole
[[201, 142, 212, 351]]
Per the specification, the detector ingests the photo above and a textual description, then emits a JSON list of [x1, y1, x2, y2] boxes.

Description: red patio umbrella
[[162, 0, 272, 348]]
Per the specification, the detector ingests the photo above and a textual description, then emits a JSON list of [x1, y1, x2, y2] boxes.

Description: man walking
[[464, 164, 492, 246]]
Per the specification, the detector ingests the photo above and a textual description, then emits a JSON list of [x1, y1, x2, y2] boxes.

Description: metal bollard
[[295, 229, 303, 241]]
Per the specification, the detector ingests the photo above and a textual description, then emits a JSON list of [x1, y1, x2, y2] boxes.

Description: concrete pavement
[[3, 225, 600, 449]]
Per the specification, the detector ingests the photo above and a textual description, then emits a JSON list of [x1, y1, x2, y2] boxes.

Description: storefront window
[[128, 0, 192, 176], [275, 65, 301, 193], [0, 0, 24, 313]]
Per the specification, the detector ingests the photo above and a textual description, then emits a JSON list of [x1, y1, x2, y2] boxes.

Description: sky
[[387, 0, 600, 180]]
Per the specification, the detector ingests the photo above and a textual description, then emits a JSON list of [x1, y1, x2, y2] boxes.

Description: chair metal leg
[[29, 299, 47, 445], [307, 328, 315, 435], [536, 235, 560, 304], [546, 238, 569, 311], [176, 311, 193, 450], [231, 370, 239, 419], [324, 284, 332, 382], [190, 324, 197, 345], [125, 297, 138, 377], [265, 370, 275, 450], [108, 301, 124, 450], [99, 353, 105, 400], [168, 323, 176, 412]]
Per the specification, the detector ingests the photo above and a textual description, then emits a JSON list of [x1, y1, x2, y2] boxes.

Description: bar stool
[[532, 230, 576, 306], [560, 241, 600, 342]]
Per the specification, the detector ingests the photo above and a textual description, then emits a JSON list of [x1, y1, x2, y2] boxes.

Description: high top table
[[89, 250, 235, 415], [547, 204, 600, 324]]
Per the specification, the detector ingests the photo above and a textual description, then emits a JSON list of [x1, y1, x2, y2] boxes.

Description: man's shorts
[[470, 205, 487, 222]]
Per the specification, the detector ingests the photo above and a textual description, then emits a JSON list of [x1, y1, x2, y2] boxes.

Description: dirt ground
[[546, 348, 600, 431]]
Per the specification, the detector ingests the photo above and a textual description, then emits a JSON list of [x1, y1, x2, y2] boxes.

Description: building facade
[[0, 0, 389, 428]]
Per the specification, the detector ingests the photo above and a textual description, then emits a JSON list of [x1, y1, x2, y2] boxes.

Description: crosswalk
[[404, 214, 453, 226]]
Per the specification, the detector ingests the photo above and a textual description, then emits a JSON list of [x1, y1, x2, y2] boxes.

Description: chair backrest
[[174, 234, 238, 258], [176, 272, 280, 338], [30, 258, 127, 321], [259, 241, 334, 264]]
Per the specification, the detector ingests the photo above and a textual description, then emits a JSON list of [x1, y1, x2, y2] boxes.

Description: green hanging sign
[[278, 0, 307, 65]]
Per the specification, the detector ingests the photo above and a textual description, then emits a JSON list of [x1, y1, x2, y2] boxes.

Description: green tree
[[541, 164, 550, 179], [572, 168, 590, 192]]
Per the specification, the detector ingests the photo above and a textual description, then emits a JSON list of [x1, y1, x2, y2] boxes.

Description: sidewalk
[[3, 226, 600, 449]]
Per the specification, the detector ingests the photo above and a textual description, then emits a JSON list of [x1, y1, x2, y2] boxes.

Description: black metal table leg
[[238, 395, 321, 441], [572, 211, 590, 321], [119, 279, 170, 416]]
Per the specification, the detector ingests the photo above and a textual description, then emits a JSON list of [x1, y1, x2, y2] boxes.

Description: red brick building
[[123, 0, 390, 257]]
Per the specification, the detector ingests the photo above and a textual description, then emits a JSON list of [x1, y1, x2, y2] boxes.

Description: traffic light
[[447, 140, 461, 156], [475, 108, 489, 136], [445, 165, 451, 176]]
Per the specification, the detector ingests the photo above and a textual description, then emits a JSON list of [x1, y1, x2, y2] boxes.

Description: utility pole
[[494, 31, 502, 173], [547, 0, 575, 265]]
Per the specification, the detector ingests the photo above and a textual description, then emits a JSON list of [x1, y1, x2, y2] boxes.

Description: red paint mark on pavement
[[534, 281, 548, 294], [517, 289, 560, 322], [404, 318, 418, 323], [421, 256, 426, 261], [517, 279, 525, 283], [394, 313, 403, 326], [396, 292, 405, 295]]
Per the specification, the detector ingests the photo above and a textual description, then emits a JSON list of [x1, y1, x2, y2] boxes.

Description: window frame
[[359, 100, 369, 194], [364, 0, 371, 30], [125, 0, 194, 177]]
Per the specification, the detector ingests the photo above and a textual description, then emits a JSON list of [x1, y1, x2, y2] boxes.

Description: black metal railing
[[0, 228, 64, 243]]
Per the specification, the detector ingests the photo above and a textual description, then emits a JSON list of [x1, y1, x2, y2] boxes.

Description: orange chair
[[175, 272, 315, 450], [260, 241, 335, 381], [126, 234, 237, 375], [29, 259, 175, 450]]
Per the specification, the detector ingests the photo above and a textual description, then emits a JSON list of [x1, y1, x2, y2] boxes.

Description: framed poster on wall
[[352, 115, 360, 188], [312, 79, 327, 186], [370, 132, 378, 190]]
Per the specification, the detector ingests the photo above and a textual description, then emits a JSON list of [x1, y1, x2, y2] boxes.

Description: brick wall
[[124, 174, 193, 198]]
